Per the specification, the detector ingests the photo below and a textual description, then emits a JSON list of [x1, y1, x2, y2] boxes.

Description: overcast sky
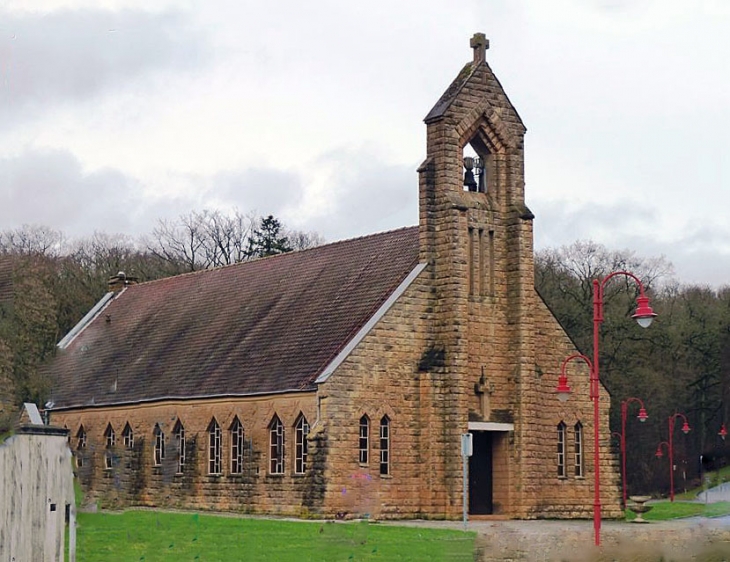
[[1, 0, 728, 286]]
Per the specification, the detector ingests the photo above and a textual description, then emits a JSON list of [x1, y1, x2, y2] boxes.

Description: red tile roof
[[49, 227, 420, 409]]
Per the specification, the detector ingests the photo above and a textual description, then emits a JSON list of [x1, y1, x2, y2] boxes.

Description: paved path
[[387, 484, 730, 560], [697, 481, 730, 503], [389, 516, 730, 561]]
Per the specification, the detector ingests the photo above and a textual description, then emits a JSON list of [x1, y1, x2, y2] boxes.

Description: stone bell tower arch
[[417, 33, 538, 517]]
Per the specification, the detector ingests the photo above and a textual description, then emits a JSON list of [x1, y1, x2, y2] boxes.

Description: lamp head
[[632, 295, 657, 328], [655, 446, 663, 458], [720, 424, 727, 441], [555, 375, 572, 403], [637, 407, 648, 422], [681, 421, 691, 434]]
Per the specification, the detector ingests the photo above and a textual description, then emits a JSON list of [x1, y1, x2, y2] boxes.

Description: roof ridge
[[134, 225, 419, 288]]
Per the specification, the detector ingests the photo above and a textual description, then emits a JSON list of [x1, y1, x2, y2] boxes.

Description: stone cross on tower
[[474, 370, 493, 419], [470, 32, 489, 65]]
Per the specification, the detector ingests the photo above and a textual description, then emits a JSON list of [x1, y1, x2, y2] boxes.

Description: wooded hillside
[[536, 240, 730, 497], [0, 212, 321, 433]]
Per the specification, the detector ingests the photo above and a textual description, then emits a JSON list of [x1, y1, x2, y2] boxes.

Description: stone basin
[[628, 495, 653, 523]]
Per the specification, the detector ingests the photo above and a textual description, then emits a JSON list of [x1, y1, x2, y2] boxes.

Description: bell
[[463, 157, 477, 191]]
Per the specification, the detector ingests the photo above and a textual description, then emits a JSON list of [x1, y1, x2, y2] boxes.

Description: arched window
[[76, 425, 87, 450], [294, 414, 309, 474], [76, 425, 87, 468], [269, 415, 285, 474], [574, 422, 584, 477], [359, 415, 370, 465], [104, 423, 115, 470], [557, 422, 567, 478], [230, 417, 244, 475], [208, 418, 222, 475], [379, 416, 390, 476], [104, 423, 116, 448], [122, 423, 134, 449], [153, 424, 165, 467], [173, 420, 186, 475]]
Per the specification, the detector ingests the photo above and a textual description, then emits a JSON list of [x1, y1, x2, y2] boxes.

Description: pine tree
[[248, 215, 292, 258]]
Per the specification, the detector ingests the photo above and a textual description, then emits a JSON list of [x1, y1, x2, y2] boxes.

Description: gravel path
[[390, 517, 730, 561]]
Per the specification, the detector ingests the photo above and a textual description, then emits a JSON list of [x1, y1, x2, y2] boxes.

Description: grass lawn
[[622, 464, 730, 521], [626, 500, 730, 521], [75, 511, 475, 562]]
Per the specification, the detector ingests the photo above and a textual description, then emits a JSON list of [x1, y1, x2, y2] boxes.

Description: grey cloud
[[204, 154, 419, 243], [532, 198, 730, 287], [210, 168, 306, 218], [532, 198, 656, 250], [0, 148, 184, 239], [0, 8, 209, 123], [306, 150, 418, 242]]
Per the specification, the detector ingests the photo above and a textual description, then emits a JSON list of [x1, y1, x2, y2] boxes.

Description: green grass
[[74, 478, 84, 508], [75, 511, 475, 562], [626, 500, 730, 521], [674, 465, 730, 501]]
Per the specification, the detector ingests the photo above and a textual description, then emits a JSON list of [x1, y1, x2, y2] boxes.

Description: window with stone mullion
[[574, 422, 584, 477], [104, 424, 115, 470], [153, 424, 165, 467], [230, 417, 244, 475], [76, 426, 87, 468], [123, 423, 134, 449], [208, 419, 222, 475], [269, 415, 285, 474], [174, 421, 186, 475], [557, 422, 567, 478], [295, 414, 309, 474], [359, 415, 369, 465], [379, 416, 390, 476]]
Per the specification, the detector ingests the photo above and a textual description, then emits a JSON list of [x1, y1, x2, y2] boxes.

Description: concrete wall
[[0, 425, 75, 562]]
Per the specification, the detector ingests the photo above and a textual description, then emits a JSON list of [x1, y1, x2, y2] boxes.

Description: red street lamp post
[[555, 271, 656, 546], [613, 398, 649, 509], [655, 413, 691, 502]]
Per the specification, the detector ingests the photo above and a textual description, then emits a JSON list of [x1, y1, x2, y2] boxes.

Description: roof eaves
[[57, 291, 117, 349], [48, 386, 317, 412], [315, 262, 427, 384]]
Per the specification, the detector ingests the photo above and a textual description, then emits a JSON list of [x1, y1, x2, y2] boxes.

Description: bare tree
[[286, 228, 325, 251], [0, 225, 66, 257], [204, 209, 257, 266], [146, 209, 318, 270]]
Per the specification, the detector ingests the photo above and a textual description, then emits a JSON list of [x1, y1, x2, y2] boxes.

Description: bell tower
[[418, 33, 537, 516]]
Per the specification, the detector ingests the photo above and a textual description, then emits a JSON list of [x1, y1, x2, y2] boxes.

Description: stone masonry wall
[[530, 296, 622, 518], [418, 45, 621, 521], [318, 272, 446, 519], [419, 57, 532, 521], [51, 393, 319, 516]]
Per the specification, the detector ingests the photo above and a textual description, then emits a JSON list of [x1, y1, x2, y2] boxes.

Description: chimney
[[108, 271, 138, 293]]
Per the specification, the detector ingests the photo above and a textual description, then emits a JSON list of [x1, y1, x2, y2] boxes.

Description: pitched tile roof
[[49, 227, 420, 409]]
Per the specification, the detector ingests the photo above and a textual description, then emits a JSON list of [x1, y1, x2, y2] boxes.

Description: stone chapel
[[46, 34, 622, 520]]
